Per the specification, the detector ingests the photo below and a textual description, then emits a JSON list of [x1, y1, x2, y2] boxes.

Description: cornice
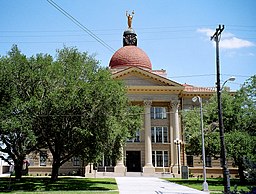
[[127, 86, 184, 94], [112, 67, 183, 87]]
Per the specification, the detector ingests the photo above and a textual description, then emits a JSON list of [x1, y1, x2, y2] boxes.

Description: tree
[[33, 47, 142, 181], [231, 75, 256, 182], [0, 46, 142, 181], [0, 45, 51, 179], [226, 130, 255, 182], [183, 75, 256, 183], [183, 107, 221, 159], [234, 75, 256, 135]]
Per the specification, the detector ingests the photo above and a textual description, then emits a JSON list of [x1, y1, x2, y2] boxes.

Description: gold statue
[[126, 10, 134, 28]]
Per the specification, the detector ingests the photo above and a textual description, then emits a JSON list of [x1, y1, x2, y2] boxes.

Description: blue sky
[[1, 0, 255, 90]]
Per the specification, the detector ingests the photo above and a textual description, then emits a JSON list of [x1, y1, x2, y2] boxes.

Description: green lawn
[[0, 177, 119, 194], [164, 178, 256, 194]]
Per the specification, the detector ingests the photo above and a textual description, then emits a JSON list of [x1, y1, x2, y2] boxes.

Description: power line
[[46, 0, 115, 53], [45, 0, 144, 69]]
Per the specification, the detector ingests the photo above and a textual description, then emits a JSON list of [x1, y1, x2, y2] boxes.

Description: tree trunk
[[237, 162, 246, 183], [51, 157, 61, 181], [14, 158, 24, 180]]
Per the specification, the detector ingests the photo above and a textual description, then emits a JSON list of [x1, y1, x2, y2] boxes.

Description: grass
[[1, 176, 255, 194], [0, 177, 119, 194], [164, 178, 256, 194]]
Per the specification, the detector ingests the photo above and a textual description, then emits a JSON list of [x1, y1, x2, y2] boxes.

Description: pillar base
[[85, 164, 93, 174], [114, 164, 126, 176], [172, 165, 181, 178], [143, 165, 155, 176]]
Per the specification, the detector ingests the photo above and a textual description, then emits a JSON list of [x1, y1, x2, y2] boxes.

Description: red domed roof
[[109, 46, 152, 70]]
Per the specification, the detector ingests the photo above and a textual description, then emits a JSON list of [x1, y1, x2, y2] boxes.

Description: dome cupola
[[109, 11, 152, 70]]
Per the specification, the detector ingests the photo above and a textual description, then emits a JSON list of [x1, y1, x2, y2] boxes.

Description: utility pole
[[211, 25, 231, 194]]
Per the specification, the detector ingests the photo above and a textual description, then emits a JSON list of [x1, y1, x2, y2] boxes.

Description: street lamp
[[217, 76, 236, 193], [192, 96, 208, 192], [174, 138, 182, 174], [221, 77, 235, 90]]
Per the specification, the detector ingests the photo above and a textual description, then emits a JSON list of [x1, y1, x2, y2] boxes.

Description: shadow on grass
[[164, 178, 256, 193], [167, 178, 255, 186], [0, 177, 117, 192]]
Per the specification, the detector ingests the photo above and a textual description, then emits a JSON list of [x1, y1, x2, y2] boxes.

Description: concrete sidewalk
[[116, 177, 209, 194]]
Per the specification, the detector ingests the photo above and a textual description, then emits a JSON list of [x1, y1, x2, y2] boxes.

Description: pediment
[[112, 67, 183, 87]]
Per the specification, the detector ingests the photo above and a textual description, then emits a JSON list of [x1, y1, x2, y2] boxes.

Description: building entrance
[[126, 151, 141, 172]]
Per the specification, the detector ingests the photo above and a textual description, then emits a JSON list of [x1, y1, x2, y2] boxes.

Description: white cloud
[[220, 37, 254, 49], [197, 28, 215, 37], [197, 28, 255, 49]]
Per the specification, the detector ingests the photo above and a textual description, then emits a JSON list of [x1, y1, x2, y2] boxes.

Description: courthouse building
[[26, 14, 238, 178]]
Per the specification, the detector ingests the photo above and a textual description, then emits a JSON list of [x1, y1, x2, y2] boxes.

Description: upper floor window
[[151, 107, 167, 119], [127, 130, 140, 142], [151, 126, 168, 143]]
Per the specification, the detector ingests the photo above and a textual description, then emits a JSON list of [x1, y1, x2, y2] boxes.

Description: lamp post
[[192, 96, 208, 191], [174, 138, 181, 174], [215, 77, 235, 194]]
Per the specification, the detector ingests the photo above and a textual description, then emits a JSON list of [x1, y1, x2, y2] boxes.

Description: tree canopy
[[183, 75, 256, 182], [0, 45, 142, 181], [0, 45, 50, 179]]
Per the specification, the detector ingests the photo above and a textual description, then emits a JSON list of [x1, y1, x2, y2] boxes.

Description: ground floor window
[[206, 156, 212, 167], [40, 151, 47, 166], [152, 151, 168, 167], [98, 155, 115, 167], [186, 155, 194, 167], [97, 155, 115, 172], [72, 157, 80, 166]]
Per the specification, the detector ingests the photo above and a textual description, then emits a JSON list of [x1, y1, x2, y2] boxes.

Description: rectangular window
[[152, 152, 155, 167], [187, 155, 194, 167], [40, 151, 47, 166], [163, 128, 168, 142], [73, 157, 80, 166], [134, 130, 140, 142], [156, 151, 163, 167], [151, 126, 168, 143], [155, 108, 162, 119], [164, 151, 168, 167], [127, 129, 140, 142], [152, 151, 168, 167], [150, 107, 167, 119], [98, 155, 113, 167], [206, 156, 212, 167], [156, 127, 162, 143], [151, 128, 155, 142]]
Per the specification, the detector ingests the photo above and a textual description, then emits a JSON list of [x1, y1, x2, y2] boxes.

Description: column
[[114, 146, 126, 175], [169, 103, 174, 171], [171, 99, 181, 176], [143, 100, 155, 174], [172, 100, 180, 140]]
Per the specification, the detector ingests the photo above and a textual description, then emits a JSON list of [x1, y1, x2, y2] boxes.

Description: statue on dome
[[126, 10, 134, 28]]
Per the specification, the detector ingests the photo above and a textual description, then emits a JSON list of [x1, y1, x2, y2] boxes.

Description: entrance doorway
[[126, 151, 141, 172]]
